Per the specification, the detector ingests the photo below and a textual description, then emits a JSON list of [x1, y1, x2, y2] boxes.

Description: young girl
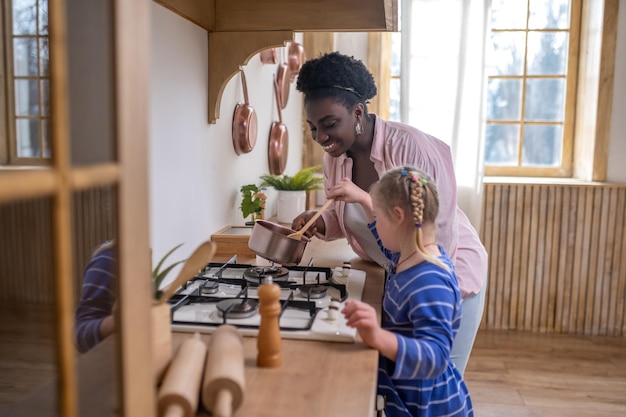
[[339, 166, 473, 417]]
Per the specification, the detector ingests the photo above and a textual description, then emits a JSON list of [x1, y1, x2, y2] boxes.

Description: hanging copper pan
[[287, 42, 306, 82], [232, 68, 258, 155], [276, 47, 291, 109], [268, 76, 289, 175], [259, 48, 277, 65]]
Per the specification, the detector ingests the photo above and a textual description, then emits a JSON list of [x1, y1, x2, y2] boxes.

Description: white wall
[[149, 3, 303, 274]]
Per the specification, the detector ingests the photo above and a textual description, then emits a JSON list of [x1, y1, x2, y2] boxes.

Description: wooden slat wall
[[0, 186, 116, 304], [480, 182, 626, 336]]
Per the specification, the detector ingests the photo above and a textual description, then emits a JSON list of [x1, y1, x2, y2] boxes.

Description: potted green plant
[[259, 165, 323, 224], [150, 242, 185, 381], [239, 184, 267, 226], [152, 242, 185, 299]]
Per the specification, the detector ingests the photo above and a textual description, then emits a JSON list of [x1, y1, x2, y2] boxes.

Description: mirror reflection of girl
[[341, 167, 473, 417], [74, 240, 116, 354]]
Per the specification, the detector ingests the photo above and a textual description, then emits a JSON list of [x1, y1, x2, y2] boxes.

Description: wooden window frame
[[1, 0, 50, 166], [484, 0, 581, 178], [375, 0, 618, 181]]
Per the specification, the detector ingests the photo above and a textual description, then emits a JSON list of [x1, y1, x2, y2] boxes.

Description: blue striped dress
[[74, 243, 116, 353], [370, 224, 473, 417]]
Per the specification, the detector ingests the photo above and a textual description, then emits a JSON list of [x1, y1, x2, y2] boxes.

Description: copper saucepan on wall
[[259, 48, 277, 65], [232, 68, 258, 155], [276, 48, 291, 109], [287, 42, 306, 82], [268, 76, 288, 175]]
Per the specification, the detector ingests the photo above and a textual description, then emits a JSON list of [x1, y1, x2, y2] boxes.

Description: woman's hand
[[291, 210, 326, 237]]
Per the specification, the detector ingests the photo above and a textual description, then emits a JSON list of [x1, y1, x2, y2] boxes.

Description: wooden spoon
[[158, 241, 217, 304], [287, 198, 334, 241]]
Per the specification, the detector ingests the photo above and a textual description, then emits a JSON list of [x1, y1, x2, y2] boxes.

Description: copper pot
[[260, 48, 277, 65], [276, 61, 290, 109], [248, 220, 309, 266], [287, 42, 306, 82], [268, 77, 288, 175], [232, 69, 258, 155]]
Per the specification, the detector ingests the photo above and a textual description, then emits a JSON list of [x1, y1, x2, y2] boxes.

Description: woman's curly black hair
[[296, 52, 377, 110]]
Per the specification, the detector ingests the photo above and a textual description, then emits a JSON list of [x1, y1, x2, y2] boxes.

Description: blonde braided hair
[[371, 166, 446, 270]]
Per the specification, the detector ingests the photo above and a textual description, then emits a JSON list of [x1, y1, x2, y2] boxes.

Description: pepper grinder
[[257, 276, 282, 367]]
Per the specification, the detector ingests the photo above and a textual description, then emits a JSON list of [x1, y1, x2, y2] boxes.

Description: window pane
[[487, 78, 522, 120], [40, 79, 49, 116], [491, 0, 528, 29], [389, 78, 400, 122], [487, 32, 526, 76], [522, 124, 562, 166], [391, 32, 401, 76], [39, 37, 49, 75], [525, 78, 565, 121], [527, 32, 568, 75], [13, 37, 38, 76], [16, 118, 40, 157], [529, 0, 570, 29], [39, 0, 48, 34], [42, 119, 51, 157], [485, 124, 520, 165], [15, 79, 39, 116], [12, 0, 38, 35]]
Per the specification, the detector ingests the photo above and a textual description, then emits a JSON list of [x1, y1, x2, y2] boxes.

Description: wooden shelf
[[154, 0, 398, 123]]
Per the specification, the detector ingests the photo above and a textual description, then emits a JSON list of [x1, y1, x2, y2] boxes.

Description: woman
[[292, 51, 487, 374]]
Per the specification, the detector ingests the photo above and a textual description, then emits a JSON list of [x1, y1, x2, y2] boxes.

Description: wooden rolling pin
[[201, 325, 245, 417], [157, 333, 207, 417]]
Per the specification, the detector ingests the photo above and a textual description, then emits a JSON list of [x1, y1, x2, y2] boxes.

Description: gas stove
[[168, 257, 366, 342]]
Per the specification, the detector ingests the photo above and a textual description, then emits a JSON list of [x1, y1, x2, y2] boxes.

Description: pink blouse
[[316, 116, 488, 297]]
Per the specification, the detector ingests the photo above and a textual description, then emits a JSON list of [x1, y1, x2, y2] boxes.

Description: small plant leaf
[[152, 242, 184, 278], [153, 258, 185, 293]]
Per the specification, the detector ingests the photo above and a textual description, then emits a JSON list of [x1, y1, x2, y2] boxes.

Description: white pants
[[450, 279, 487, 374]]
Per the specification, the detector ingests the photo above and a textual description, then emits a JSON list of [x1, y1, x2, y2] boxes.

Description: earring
[[355, 121, 363, 135]]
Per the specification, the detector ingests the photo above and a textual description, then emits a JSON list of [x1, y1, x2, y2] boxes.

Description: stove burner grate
[[216, 298, 259, 319], [244, 265, 289, 283], [298, 284, 328, 299]]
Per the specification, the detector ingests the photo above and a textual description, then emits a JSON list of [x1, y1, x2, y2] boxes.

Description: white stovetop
[[170, 268, 366, 343]]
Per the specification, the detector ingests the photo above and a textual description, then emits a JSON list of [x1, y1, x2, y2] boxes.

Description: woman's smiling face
[[305, 98, 356, 157]]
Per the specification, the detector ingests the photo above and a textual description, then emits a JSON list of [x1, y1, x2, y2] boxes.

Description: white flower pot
[[276, 190, 306, 224]]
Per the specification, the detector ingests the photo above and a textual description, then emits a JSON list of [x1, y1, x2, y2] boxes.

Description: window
[[484, 0, 580, 177], [379, 0, 618, 180], [1, 0, 50, 165]]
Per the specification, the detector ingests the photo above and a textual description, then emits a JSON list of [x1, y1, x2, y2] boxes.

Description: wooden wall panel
[[481, 182, 626, 336]]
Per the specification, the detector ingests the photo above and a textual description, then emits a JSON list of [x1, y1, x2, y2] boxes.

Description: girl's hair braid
[[372, 166, 446, 270]]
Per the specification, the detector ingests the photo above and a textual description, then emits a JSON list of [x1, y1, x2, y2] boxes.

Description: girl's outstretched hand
[[342, 300, 381, 347], [343, 300, 399, 361]]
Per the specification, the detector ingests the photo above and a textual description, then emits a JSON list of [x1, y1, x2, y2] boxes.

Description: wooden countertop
[[7, 238, 385, 417], [196, 237, 385, 417]]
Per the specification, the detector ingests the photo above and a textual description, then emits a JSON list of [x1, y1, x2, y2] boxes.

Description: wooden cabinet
[[154, 0, 399, 123], [0, 0, 155, 416]]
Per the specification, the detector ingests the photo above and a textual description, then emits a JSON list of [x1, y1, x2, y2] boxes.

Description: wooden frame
[[211, 225, 256, 258]]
